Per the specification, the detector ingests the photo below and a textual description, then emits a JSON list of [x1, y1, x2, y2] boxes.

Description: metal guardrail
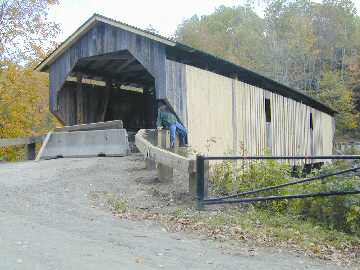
[[0, 135, 44, 160], [196, 155, 360, 209]]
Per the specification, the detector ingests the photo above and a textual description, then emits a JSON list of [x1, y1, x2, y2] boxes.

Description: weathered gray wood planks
[[49, 22, 167, 112]]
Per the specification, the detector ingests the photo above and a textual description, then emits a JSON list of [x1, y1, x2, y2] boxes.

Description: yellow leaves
[[0, 0, 60, 64], [0, 63, 58, 160]]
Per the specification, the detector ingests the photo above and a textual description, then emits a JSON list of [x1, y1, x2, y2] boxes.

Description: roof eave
[[171, 43, 337, 115]]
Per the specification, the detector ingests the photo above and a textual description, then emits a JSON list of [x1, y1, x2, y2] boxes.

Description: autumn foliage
[[0, 0, 60, 160]]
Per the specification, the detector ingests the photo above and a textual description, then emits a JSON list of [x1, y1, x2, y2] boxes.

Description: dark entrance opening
[[58, 50, 156, 132]]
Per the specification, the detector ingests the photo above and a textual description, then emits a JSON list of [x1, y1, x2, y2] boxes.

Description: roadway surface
[[0, 155, 349, 269]]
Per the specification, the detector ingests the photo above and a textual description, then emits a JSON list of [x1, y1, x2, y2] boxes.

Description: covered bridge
[[36, 14, 336, 157]]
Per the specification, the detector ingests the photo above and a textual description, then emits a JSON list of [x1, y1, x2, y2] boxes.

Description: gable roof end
[[35, 14, 176, 72]]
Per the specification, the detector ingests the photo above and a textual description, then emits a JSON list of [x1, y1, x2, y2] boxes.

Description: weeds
[[210, 158, 360, 236], [107, 196, 128, 214]]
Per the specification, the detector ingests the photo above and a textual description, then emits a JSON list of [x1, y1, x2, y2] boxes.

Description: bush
[[211, 158, 293, 212], [210, 159, 360, 235], [290, 162, 360, 234]]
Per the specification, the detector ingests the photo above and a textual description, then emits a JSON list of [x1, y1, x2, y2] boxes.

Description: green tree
[[312, 71, 359, 137], [175, 5, 267, 72], [175, 0, 360, 137]]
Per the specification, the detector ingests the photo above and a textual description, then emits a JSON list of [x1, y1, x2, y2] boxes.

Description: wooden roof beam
[[114, 57, 137, 73]]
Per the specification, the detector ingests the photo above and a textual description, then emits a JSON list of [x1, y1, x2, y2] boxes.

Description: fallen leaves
[[109, 205, 359, 267]]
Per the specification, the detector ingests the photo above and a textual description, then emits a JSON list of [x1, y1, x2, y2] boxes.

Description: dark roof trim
[[168, 43, 336, 115]]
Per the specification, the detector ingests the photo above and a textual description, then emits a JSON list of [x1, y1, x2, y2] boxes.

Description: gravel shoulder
[[0, 155, 354, 269]]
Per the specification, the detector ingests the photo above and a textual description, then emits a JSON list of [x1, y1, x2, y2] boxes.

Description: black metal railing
[[196, 155, 360, 209]]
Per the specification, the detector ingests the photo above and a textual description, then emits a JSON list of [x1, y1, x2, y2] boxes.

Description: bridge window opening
[[310, 113, 314, 130], [265, 98, 271, 122]]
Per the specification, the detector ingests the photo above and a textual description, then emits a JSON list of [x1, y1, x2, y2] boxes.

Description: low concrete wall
[[54, 120, 123, 132], [135, 129, 198, 195], [38, 129, 129, 159]]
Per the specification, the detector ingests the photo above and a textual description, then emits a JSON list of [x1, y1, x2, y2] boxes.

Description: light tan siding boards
[[313, 110, 334, 157], [186, 65, 233, 154], [185, 64, 334, 158], [270, 94, 333, 163], [235, 81, 267, 156]]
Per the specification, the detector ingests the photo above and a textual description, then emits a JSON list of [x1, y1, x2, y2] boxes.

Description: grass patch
[[210, 209, 357, 248], [107, 196, 128, 214]]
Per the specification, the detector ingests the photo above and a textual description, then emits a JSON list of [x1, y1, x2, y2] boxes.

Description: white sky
[[49, 0, 360, 42], [48, 0, 250, 41]]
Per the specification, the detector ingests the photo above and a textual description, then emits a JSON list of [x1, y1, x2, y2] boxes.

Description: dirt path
[[0, 155, 351, 269]]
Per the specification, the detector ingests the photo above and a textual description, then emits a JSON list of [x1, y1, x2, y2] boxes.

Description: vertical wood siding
[[185, 65, 233, 154], [57, 82, 153, 129], [235, 81, 266, 156], [270, 94, 312, 164], [57, 82, 104, 125], [165, 59, 187, 126], [185, 64, 334, 158]]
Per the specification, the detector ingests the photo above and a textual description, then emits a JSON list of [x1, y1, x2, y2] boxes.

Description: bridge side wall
[[185, 64, 334, 158], [165, 59, 187, 126]]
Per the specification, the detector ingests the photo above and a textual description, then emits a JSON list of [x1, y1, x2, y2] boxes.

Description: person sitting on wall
[[156, 103, 188, 148]]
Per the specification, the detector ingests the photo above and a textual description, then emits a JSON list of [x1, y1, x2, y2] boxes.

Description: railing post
[[196, 155, 205, 210], [157, 129, 174, 182], [26, 143, 36, 160]]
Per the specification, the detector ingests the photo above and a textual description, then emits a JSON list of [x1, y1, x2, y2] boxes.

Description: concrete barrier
[[54, 120, 123, 132], [38, 129, 129, 159], [135, 129, 198, 196]]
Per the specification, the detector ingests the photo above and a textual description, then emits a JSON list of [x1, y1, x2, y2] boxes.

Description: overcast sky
[[49, 0, 254, 41], [48, 0, 360, 42]]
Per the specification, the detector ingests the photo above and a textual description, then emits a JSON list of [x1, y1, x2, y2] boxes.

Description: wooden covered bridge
[[35, 14, 336, 157]]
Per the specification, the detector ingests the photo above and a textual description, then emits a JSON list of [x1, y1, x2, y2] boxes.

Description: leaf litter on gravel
[[110, 205, 360, 267]]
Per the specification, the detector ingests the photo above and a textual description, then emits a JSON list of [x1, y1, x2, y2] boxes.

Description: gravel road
[[0, 155, 352, 269]]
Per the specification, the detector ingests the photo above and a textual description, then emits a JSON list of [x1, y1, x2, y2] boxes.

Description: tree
[[312, 71, 359, 137], [0, 61, 57, 160], [175, 0, 360, 137], [0, 0, 60, 66], [175, 5, 267, 72], [0, 0, 60, 160]]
